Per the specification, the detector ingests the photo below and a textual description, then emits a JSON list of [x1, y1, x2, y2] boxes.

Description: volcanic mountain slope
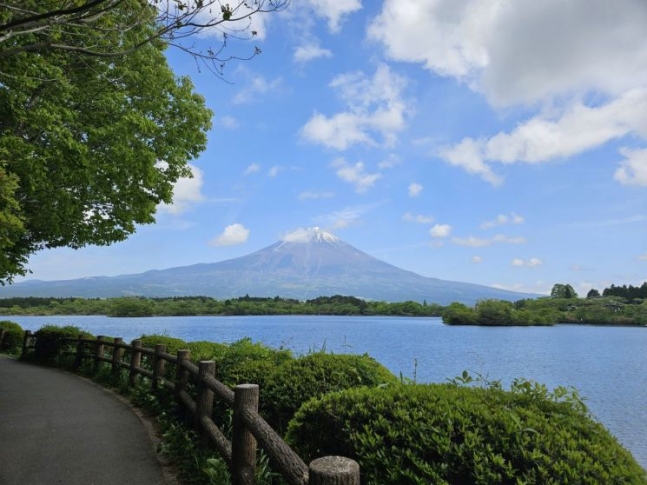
[[1, 228, 537, 304]]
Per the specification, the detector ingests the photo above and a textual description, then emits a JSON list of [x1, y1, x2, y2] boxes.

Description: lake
[[7, 314, 647, 469]]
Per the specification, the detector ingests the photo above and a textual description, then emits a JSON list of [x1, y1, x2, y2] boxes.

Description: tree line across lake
[[0, 284, 646, 326]]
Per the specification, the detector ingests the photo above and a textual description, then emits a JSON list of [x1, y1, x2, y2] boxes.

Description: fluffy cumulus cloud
[[304, 0, 362, 32], [293, 43, 333, 63], [512, 258, 542, 267], [301, 64, 410, 150], [430, 224, 452, 238], [331, 158, 381, 193], [408, 182, 423, 197], [368, 0, 647, 185], [615, 147, 647, 186], [209, 223, 250, 246], [157, 164, 205, 215]]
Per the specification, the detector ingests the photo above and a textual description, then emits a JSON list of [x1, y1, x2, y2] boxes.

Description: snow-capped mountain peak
[[280, 227, 340, 244]]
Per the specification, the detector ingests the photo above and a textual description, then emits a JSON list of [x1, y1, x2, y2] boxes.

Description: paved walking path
[[0, 357, 172, 485]]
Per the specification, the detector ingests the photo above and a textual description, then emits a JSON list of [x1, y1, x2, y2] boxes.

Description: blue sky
[[18, 0, 647, 297]]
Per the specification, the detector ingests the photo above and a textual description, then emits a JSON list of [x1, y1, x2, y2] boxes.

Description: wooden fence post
[[309, 456, 360, 485], [175, 349, 191, 401], [152, 344, 167, 390], [21, 330, 32, 359], [129, 339, 142, 386], [94, 336, 106, 374], [111, 338, 124, 377], [232, 384, 259, 485], [195, 360, 216, 449], [73, 335, 84, 370]]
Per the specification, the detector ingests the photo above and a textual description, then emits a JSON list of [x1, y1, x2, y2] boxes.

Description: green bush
[[186, 341, 228, 362], [0, 320, 24, 354], [286, 381, 647, 485], [214, 338, 293, 388], [262, 353, 397, 434], [137, 334, 188, 356], [32, 325, 93, 364]]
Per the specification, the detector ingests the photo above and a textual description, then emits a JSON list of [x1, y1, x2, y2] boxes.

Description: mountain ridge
[[0, 228, 539, 304]]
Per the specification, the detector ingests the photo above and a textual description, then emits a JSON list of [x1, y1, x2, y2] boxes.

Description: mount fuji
[[0, 228, 538, 304]]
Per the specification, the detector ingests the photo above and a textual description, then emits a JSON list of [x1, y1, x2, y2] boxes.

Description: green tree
[[0, 4, 213, 283], [587, 288, 601, 299], [550, 283, 578, 299]]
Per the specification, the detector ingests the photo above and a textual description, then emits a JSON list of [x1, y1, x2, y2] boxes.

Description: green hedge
[[0, 320, 24, 354], [262, 353, 397, 434], [286, 382, 647, 485], [32, 325, 94, 364]]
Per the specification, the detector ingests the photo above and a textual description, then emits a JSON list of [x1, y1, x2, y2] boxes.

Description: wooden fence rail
[[20, 330, 359, 485]]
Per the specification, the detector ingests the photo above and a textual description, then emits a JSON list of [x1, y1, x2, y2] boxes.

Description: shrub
[[0, 320, 24, 354], [286, 381, 647, 485], [262, 353, 397, 434], [214, 338, 293, 388], [186, 341, 228, 362], [32, 325, 93, 364], [138, 334, 188, 356]]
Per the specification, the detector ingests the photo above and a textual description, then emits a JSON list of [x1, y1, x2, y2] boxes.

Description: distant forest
[[0, 282, 645, 326]]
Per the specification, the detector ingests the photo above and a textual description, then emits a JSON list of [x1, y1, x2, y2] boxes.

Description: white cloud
[[232, 74, 282, 104], [300, 64, 410, 150], [209, 223, 250, 246], [314, 203, 381, 229], [369, 0, 647, 184], [452, 233, 526, 247], [298, 191, 335, 200], [615, 147, 647, 186], [472, 255, 483, 263], [430, 224, 452, 238], [331, 158, 381, 193], [481, 212, 524, 229], [377, 154, 401, 169], [158, 164, 205, 215], [402, 212, 434, 224], [512, 257, 542, 267], [244, 163, 261, 175], [440, 137, 503, 185], [215, 115, 240, 129], [639, 253, 647, 261], [268, 165, 284, 178], [304, 0, 362, 32], [368, 0, 647, 106], [294, 43, 333, 63], [441, 89, 647, 184], [408, 182, 423, 197]]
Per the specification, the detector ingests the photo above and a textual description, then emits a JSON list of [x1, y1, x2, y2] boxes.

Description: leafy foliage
[[0, 319, 23, 354], [262, 353, 397, 434], [287, 380, 647, 485], [31, 325, 93, 364], [551, 283, 579, 299], [0, 4, 212, 282]]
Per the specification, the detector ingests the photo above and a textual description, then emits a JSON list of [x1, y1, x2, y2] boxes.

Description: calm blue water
[[7, 314, 647, 469]]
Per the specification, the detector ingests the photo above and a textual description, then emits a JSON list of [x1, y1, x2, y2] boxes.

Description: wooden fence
[[21, 330, 359, 485]]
